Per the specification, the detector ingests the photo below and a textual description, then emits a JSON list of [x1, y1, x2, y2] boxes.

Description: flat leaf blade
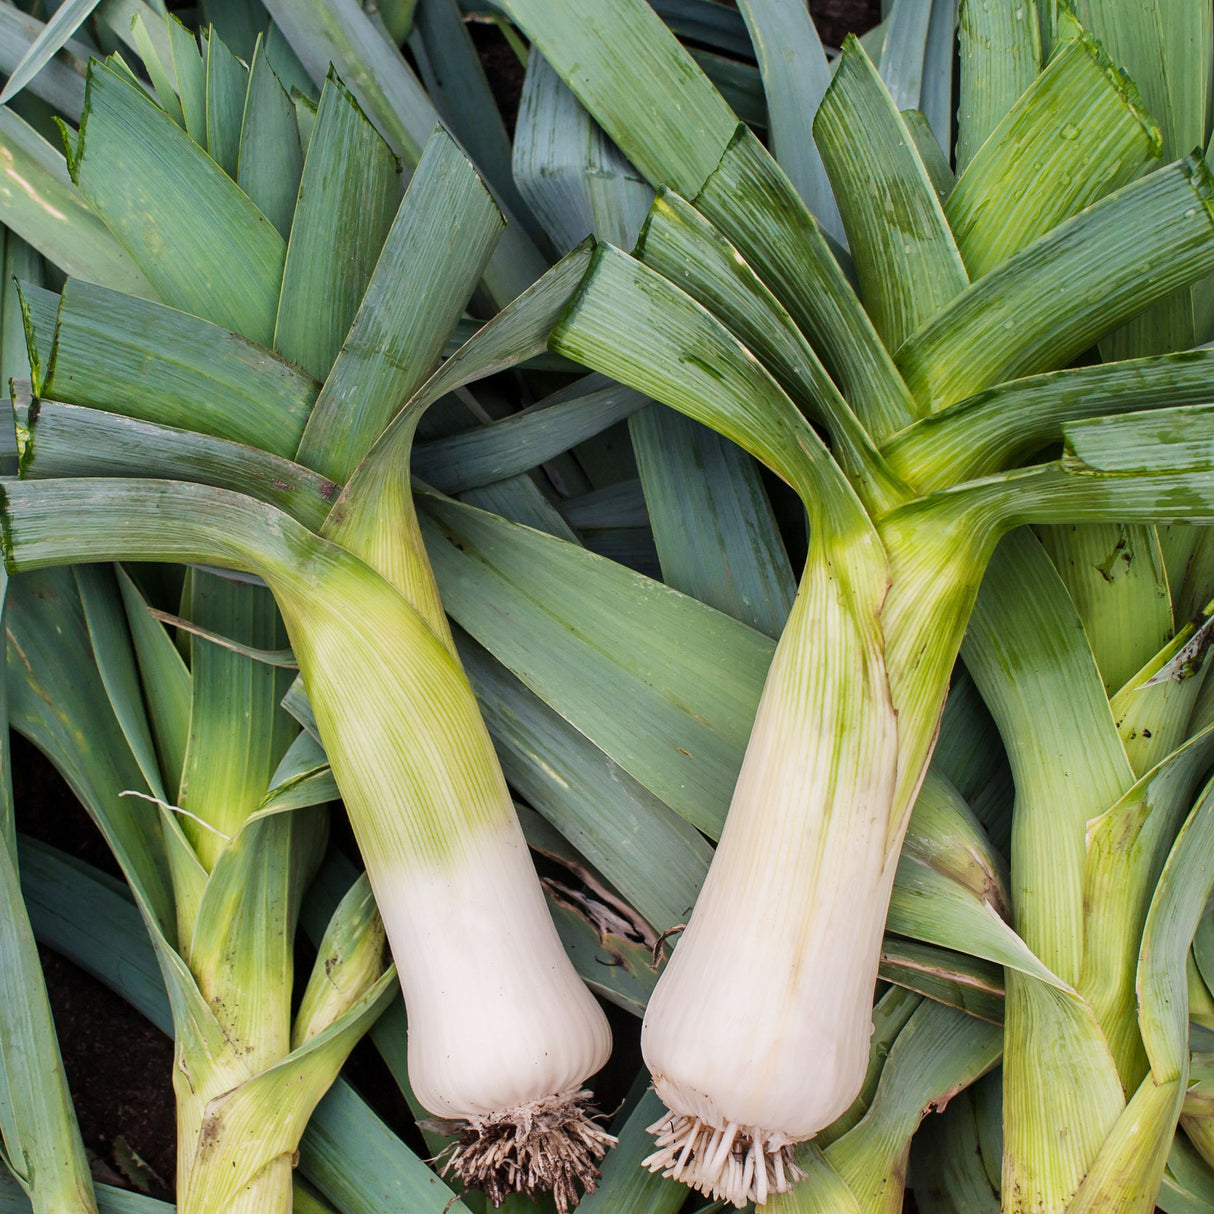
[[274, 69, 402, 380], [734, 0, 843, 245], [0, 107, 155, 298], [947, 29, 1162, 279], [44, 278, 317, 457], [73, 60, 285, 342], [501, 0, 738, 200], [899, 156, 1214, 411], [0, 0, 97, 110], [295, 126, 501, 480], [815, 36, 968, 352], [237, 40, 304, 238]]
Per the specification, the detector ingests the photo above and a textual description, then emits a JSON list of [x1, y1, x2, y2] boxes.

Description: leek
[[0, 477, 614, 1209], [0, 27, 623, 1207], [495, 0, 1214, 1201], [0, 37, 621, 1202]]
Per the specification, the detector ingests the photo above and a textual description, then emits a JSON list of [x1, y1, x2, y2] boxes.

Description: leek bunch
[[8, 1, 1214, 1212], [0, 10, 616, 1210], [486, 0, 1214, 1205]]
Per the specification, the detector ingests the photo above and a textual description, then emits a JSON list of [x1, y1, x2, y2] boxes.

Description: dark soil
[[38, 949, 177, 1200], [809, 0, 884, 47], [468, 21, 527, 134], [15, 0, 884, 1207], [11, 731, 177, 1201]]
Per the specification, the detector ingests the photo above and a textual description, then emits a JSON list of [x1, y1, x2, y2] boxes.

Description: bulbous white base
[[441, 1091, 616, 1212], [642, 1105, 805, 1208]]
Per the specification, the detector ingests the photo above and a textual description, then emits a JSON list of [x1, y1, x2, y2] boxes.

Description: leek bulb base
[[440, 1090, 617, 1212], [642, 1106, 805, 1207]]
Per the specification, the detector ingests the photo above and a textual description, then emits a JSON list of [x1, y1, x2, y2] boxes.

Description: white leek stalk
[[640, 545, 899, 1206], [244, 524, 617, 1210], [290, 570, 619, 1193], [541, 229, 915, 1206]]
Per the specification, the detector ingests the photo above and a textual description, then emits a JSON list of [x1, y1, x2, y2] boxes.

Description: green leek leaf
[[187, 806, 322, 1055], [883, 349, 1214, 493], [501, 0, 736, 200], [72, 59, 285, 341], [1109, 615, 1212, 772], [128, 10, 185, 129], [0, 107, 155, 298], [0, 0, 96, 112], [733, 0, 842, 245], [237, 39, 304, 239], [6, 566, 175, 937], [258, 0, 437, 164], [408, 0, 533, 243], [1067, 1073, 1185, 1214], [920, 0, 961, 146], [886, 853, 1066, 992], [909, 1082, 1001, 1212], [44, 279, 318, 457], [955, 0, 1041, 173], [175, 571, 296, 868], [203, 25, 245, 177], [273, 69, 401, 380], [877, 0, 932, 115], [261, 0, 545, 306], [1162, 1135, 1214, 1212], [0, 3, 88, 122], [629, 404, 796, 638], [900, 155, 1214, 410], [295, 125, 500, 481], [512, 51, 653, 254], [303, 1081, 476, 1213], [1082, 727, 1214, 1087], [1074, 0, 1211, 164], [167, 13, 206, 143], [17, 398, 337, 531], [821, 1001, 1001, 1214], [815, 36, 968, 352], [412, 377, 648, 495], [878, 938, 1004, 1026], [947, 23, 1161, 279], [1001, 972, 1126, 1212], [115, 566, 190, 805], [201, 0, 268, 61], [293, 872, 385, 1047], [963, 529, 1132, 982], [901, 155, 1214, 410], [693, 124, 919, 441], [260, 731, 338, 814], [0, 570, 97, 1214], [549, 243, 881, 575], [459, 633, 711, 933], [73, 563, 166, 802], [1038, 523, 1171, 698], [0, 1174, 114, 1213], [633, 188, 902, 511], [182, 860, 392, 1212], [1140, 780, 1214, 1080], [421, 491, 767, 835], [902, 108, 954, 204]]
